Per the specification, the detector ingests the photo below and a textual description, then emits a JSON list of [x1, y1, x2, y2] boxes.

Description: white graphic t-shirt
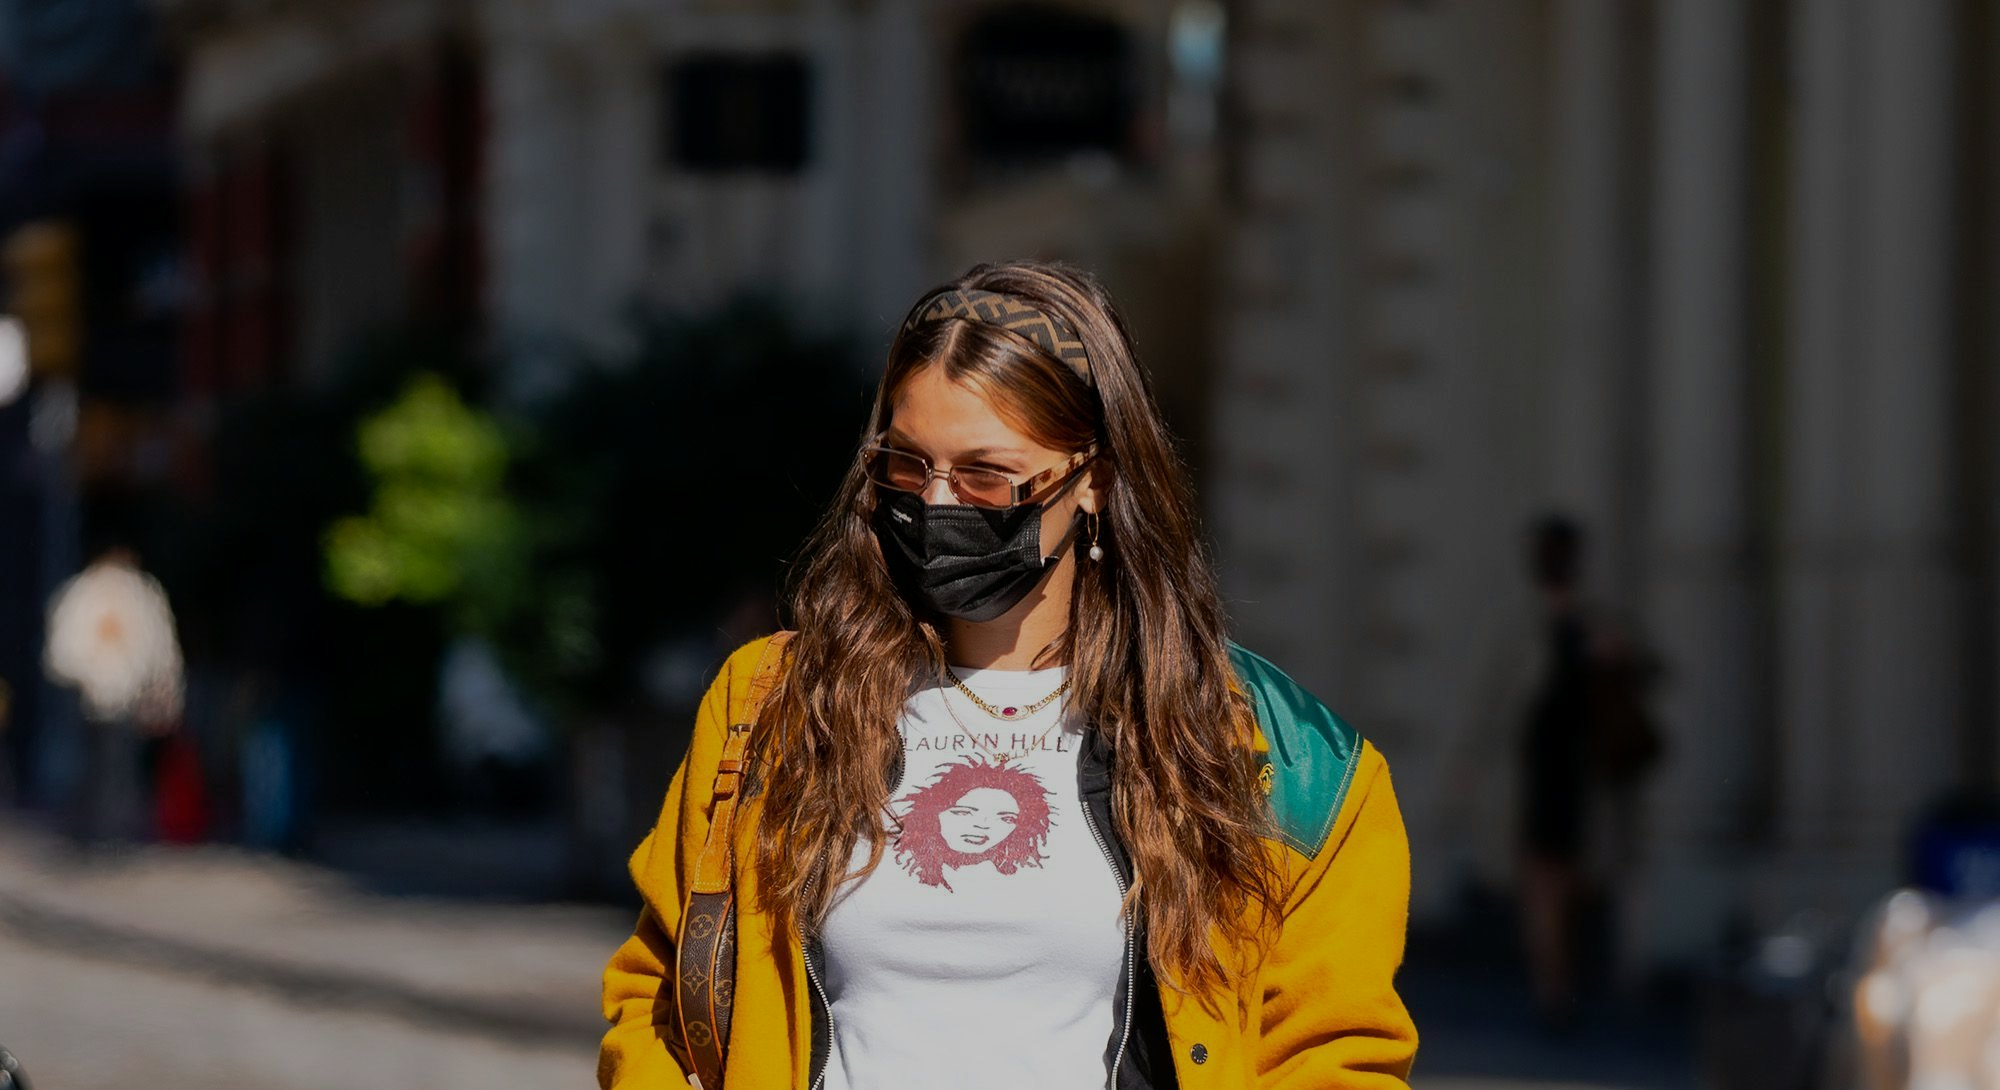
[[818, 664, 1126, 1090]]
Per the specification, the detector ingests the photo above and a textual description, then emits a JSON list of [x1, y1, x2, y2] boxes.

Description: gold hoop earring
[[1086, 512, 1104, 562]]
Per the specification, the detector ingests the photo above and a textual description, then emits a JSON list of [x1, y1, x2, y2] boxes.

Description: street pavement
[[1401, 933, 1701, 1090], [0, 926, 592, 1090], [0, 819, 1701, 1090], [0, 820, 626, 1089]]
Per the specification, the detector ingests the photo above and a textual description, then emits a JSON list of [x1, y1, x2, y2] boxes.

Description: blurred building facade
[[148, 0, 1230, 853], [1211, 0, 2000, 962], [156, 0, 1222, 409], [141, 0, 2000, 965]]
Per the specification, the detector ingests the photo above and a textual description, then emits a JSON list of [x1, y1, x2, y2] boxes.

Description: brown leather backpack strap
[[675, 635, 790, 1090], [675, 886, 734, 1090]]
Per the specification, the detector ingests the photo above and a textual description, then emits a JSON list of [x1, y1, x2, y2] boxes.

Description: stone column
[[848, 0, 932, 333], [1779, 0, 1962, 909], [1842, 0, 1962, 862], [482, 1, 589, 392], [1988, 5, 2000, 796], [491, 3, 652, 349], [576, 24, 652, 343], [1641, 0, 1758, 957], [1547, 0, 1642, 603], [1211, 0, 1362, 703], [1776, 0, 1862, 893]]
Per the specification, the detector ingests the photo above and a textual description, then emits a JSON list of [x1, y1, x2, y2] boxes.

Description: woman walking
[[599, 260, 1418, 1089]]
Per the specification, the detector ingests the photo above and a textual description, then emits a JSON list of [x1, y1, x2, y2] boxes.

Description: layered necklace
[[935, 665, 1071, 763], [944, 665, 1069, 721]]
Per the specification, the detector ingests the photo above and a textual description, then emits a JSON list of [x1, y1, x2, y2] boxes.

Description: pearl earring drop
[[1087, 513, 1104, 561]]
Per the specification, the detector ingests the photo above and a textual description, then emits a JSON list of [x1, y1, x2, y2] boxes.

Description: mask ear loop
[[1042, 509, 1086, 568]]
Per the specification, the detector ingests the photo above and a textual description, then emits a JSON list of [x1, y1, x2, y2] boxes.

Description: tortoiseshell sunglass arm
[[1008, 446, 1096, 506]]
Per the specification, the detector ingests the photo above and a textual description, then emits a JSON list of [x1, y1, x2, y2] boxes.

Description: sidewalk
[[1401, 925, 1701, 1090], [0, 820, 633, 1047], [0, 818, 1705, 1089]]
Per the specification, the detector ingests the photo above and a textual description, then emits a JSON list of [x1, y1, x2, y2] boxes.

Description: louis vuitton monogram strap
[[675, 635, 790, 1089]]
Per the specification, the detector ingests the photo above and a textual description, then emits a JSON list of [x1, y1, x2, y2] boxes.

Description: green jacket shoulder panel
[[1228, 643, 1363, 860]]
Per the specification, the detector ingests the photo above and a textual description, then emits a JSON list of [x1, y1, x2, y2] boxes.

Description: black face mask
[[871, 489, 1084, 622]]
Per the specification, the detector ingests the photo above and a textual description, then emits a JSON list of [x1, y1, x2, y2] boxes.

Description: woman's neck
[[942, 553, 1075, 670]]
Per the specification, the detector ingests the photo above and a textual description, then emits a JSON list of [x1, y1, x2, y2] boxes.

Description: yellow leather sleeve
[[597, 636, 776, 1089], [1257, 743, 1419, 1088]]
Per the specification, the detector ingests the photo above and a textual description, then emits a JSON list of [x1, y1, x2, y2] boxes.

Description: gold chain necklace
[[944, 665, 1070, 721], [934, 672, 1069, 763]]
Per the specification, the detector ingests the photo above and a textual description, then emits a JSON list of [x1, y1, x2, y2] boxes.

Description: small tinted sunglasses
[[862, 442, 1096, 510]]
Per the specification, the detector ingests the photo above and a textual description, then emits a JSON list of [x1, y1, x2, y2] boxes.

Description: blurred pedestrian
[[438, 635, 549, 813], [42, 546, 185, 843], [599, 261, 1418, 1089], [1513, 514, 1660, 1026], [1850, 890, 2000, 1090]]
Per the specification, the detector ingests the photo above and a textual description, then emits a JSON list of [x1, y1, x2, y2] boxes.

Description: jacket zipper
[[800, 875, 835, 1090], [1079, 762, 1136, 1089]]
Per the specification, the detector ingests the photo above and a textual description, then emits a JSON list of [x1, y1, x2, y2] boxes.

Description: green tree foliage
[[323, 373, 526, 630], [158, 326, 481, 811], [314, 298, 871, 722]]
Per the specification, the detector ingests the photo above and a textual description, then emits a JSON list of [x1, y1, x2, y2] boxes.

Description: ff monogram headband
[[902, 288, 1093, 382]]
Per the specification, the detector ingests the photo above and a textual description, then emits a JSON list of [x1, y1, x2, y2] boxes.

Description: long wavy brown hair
[[748, 260, 1282, 995]]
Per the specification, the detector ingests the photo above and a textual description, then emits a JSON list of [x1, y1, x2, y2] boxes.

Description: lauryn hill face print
[[893, 755, 1054, 891]]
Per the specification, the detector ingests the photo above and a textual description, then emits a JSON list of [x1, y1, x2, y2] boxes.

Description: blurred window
[[956, 3, 1137, 170], [1167, 0, 1225, 145], [1169, 0, 1225, 87], [664, 53, 813, 174]]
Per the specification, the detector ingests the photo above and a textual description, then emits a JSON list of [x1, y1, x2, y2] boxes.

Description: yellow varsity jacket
[[599, 635, 1418, 1089]]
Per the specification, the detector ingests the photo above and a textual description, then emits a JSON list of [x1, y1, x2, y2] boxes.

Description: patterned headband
[[901, 288, 1093, 382]]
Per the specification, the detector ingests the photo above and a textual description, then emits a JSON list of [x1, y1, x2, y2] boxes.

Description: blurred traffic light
[[2, 221, 83, 379]]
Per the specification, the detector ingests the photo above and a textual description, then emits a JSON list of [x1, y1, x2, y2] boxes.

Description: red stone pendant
[[1001, 706, 1020, 718]]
